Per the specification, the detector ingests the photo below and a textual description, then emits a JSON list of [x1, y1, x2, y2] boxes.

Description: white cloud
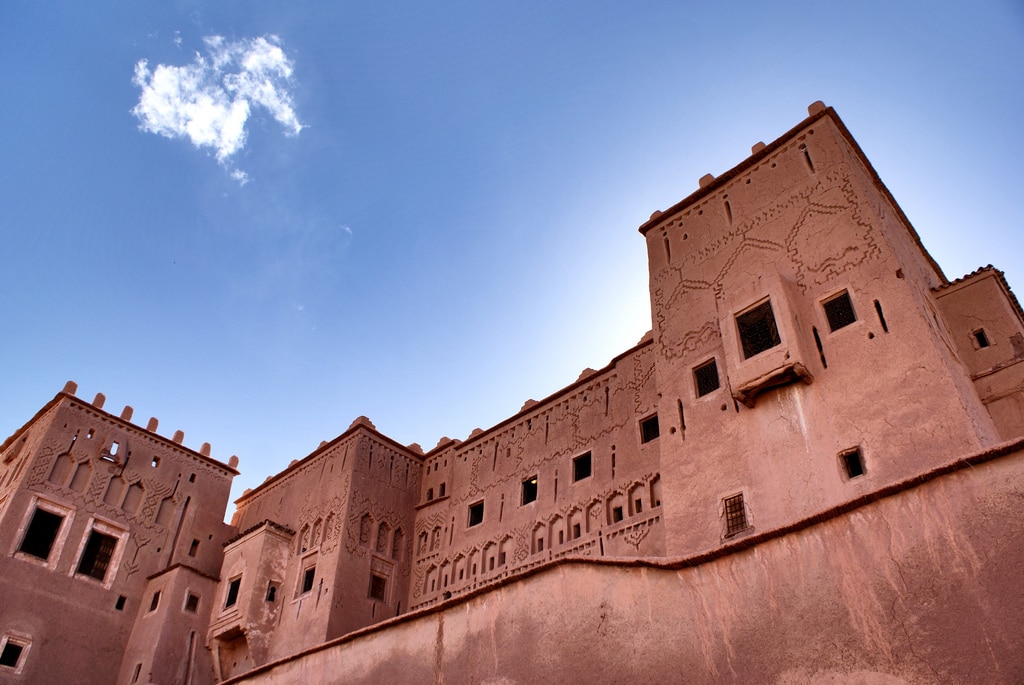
[[132, 35, 302, 181]]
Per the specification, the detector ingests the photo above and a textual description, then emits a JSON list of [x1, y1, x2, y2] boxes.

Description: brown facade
[[2, 103, 1023, 683]]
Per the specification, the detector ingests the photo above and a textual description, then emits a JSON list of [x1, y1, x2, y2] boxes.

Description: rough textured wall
[[230, 446, 1024, 685], [411, 340, 663, 612]]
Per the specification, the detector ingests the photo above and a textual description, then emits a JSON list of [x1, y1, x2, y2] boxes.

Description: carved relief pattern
[[652, 167, 881, 361]]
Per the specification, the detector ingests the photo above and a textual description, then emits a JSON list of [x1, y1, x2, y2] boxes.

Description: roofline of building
[[428, 332, 655, 456], [234, 419, 425, 505], [637, 103, 948, 287], [932, 264, 1024, 327], [0, 389, 238, 477], [146, 562, 221, 584]]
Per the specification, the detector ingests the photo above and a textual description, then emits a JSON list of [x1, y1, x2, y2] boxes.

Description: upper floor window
[[467, 501, 484, 527], [640, 414, 660, 443], [521, 476, 538, 505], [723, 493, 749, 537], [225, 577, 242, 608], [823, 291, 857, 331], [737, 300, 781, 359], [572, 452, 592, 482], [19, 507, 64, 561], [76, 529, 118, 582], [694, 358, 721, 397]]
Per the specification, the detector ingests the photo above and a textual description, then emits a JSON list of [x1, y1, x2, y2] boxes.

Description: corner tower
[[639, 102, 1001, 557]]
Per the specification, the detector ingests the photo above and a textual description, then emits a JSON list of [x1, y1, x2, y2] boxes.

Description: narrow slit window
[[521, 476, 538, 505], [723, 494, 748, 537], [823, 291, 857, 331], [694, 359, 721, 397], [149, 591, 161, 612], [737, 300, 781, 359], [640, 415, 660, 443], [572, 452, 592, 481], [185, 593, 200, 613]]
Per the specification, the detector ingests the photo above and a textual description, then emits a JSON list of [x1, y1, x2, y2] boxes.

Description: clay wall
[[226, 444, 1024, 685], [119, 565, 221, 684], [0, 389, 235, 684], [222, 423, 421, 665], [640, 107, 1000, 558], [933, 268, 1024, 440], [409, 339, 664, 611]]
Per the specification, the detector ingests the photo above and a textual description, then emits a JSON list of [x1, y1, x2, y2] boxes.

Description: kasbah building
[[2, 102, 1023, 685]]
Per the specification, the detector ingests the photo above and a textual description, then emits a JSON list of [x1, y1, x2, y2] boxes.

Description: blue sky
[[2, 1, 1023, 509]]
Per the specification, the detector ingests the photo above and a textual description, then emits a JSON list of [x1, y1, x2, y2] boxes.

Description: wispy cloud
[[132, 35, 302, 182]]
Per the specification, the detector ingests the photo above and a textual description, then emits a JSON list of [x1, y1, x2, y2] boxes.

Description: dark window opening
[[188, 539, 199, 557], [537, 539, 544, 552], [737, 300, 781, 359], [634, 499, 643, 514], [131, 663, 142, 683], [521, 476, 538, 504], [426, 488, 433, 502], [612, 506, 624, 523], [301, 567, 316, 594], [265, 583, 277, 603], [369, 574, 387, 602], [225, 577, 242, 607], [115, 596, 126, 611], [499, 552, 506, 565], [572, 452, 592, 482], [841, 448, 865, 479], [149, 592, 161, 612], [185, 593, 200, 613], [694, 359, 721, 397], [468, 501, 484, 527], [724, 494, 748, 537], [813, 326, 827, 368], [489, 557, 495, 570], [77, 530, 118, 581], [824, 291, 857, 331], [1, 642, 24, 669], [974, 329, 990, 349], [19, 508, 63, 560], [640, 415, 660, 443], [572, 523, 581, 539]]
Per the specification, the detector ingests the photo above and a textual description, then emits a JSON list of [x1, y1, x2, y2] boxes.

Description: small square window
[[301, 566, 316, 594], [723, 494, 749, 537], [77, 530, 118, 581], [824, 291, 857, 332], [973, 329, 990, 349], [737, 300, 781, 359], [184, 593, 200, 613], [521, 476, 538, 505], [841, 447, 865, 479], [468, 501, 484, 527], [369, 574, 387, 602], [0, 639, 26, 670], [572, 452, 592, 482], [426, 488, 434, 502], [640, 415, 660, 443], [612, 506, 624, 523], [694, 359, 721, 397], [225, 577, 241, 607]]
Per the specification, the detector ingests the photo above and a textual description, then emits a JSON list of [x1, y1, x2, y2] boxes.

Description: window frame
[[722, 493, 750, 538], [693, 358, 721, 398], [572, 452, 592, 482], [639, 414, 660, 444], [0, 633, 31, 675], [224, 576, 242, 609], [521, 476, 538, 505], [822, 290, 857, 332], [467, 500, 484, 528], [368, 573, 387, 602], [14, 497, 73, 570], [73, 520, 126, 586], [736, 298, 782, 359]]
